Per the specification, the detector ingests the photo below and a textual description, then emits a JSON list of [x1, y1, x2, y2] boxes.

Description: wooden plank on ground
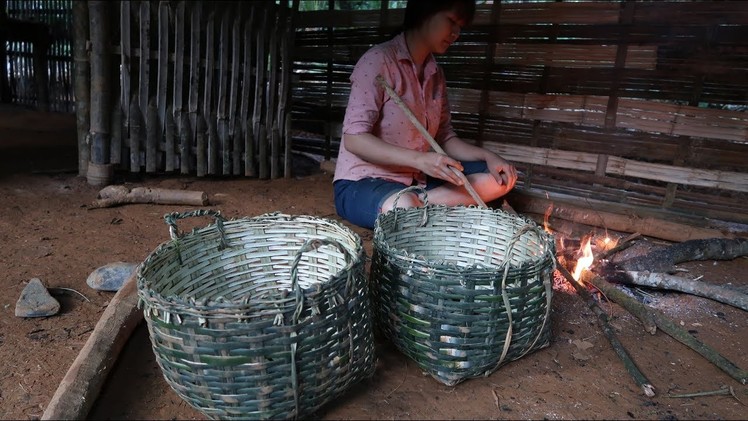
[[40, 273, 143, 420]]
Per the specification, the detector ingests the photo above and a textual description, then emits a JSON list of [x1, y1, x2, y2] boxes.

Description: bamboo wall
[[290, 0, 748, 225], [92, 1, 294, 179], [2, 0, 74, 112]]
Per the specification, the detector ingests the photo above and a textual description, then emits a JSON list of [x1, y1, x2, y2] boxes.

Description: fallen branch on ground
[[88, 185, 209, 209], [612, 270, 748, 312], [555, 258, 656, 397], [585, 273, 748, 386]]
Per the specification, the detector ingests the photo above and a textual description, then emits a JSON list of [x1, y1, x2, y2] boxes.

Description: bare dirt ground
[[1, 107, 746, 420]]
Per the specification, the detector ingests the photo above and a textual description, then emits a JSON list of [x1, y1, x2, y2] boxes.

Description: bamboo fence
[[103, 0, 295, 180], [2, 0, 74, 113]]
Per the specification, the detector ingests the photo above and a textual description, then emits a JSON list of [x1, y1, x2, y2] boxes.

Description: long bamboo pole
[[375, 75, 487, 208], [87, 1, 112, 185], [72, 0, 90, 176]]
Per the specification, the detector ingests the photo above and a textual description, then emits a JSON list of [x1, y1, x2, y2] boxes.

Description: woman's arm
[[345, 133, 466, 186], [442, 137, 517, 186]]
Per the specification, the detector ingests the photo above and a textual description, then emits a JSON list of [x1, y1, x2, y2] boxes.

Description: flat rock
[[16, 278, 60, 317], [87, 262, 139, 291]]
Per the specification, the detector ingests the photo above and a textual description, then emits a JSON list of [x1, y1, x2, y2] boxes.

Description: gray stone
[[86, 262, 139, 291], [15, 278, 60, 318]]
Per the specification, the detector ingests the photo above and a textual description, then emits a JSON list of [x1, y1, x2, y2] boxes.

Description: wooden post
[[72, 0, 90, 177], [87, 1, 113, 186]]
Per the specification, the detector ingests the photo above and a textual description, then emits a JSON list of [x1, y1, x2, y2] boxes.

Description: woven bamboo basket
[[371, 187, 555, 386], [137, 210, 376, 420]]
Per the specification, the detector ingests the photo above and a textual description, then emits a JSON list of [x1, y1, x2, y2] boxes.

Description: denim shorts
[[334, 161, 488, 229]]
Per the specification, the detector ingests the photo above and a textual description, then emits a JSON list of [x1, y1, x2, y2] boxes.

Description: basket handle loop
[[289, 238, 353, 324], [163, 209, 229, 249], [493, 223, 552, 369], [390, 185, 429, 227]]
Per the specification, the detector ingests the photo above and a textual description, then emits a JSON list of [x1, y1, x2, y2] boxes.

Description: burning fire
[[572, 237, 594, 281]]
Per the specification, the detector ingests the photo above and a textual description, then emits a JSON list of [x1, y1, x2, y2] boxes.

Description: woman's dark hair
[[402, 0, 476, 32]]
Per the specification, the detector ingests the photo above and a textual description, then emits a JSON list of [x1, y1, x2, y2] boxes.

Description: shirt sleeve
[[342, 47, 387, 136]]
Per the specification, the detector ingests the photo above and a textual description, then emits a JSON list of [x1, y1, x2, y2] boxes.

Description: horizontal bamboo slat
[[484, 143, 748, 194]]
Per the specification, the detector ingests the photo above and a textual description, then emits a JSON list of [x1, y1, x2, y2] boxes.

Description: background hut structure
[[1, 0, 747, 239]]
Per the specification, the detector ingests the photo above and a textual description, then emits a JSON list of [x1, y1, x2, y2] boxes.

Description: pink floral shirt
[[334, 33, 458, 186]]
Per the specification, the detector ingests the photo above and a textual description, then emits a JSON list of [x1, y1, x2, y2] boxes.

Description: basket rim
[[373, 204, 556, 273], [136, 212, 366, 314]]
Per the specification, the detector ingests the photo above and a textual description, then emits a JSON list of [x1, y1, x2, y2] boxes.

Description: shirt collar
[[393, 33, 438, 79]]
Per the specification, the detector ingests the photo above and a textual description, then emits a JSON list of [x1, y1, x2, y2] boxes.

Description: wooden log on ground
[[511, 192, 733, 242], [41, 273, 143, 420], [615, 238, 748, 272], [89, 185, 208, 209], [614, 270, 748, 312]]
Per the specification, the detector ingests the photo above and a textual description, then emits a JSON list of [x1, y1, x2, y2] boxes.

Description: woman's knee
[[469, 173, 513, 201]]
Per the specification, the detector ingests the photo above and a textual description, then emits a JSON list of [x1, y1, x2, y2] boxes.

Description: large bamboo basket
[[371, 187, 555, 386], [137, 210, 376, 420]]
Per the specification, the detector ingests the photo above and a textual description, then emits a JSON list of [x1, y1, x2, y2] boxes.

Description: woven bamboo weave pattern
[[371, 188, 555, 386], [137, 210, 376, 420]]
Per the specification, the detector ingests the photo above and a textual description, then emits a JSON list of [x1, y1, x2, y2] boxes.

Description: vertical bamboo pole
[[203, 11, 217, 174], [120, 1, 131, 162], [87, 0, 112, 185], [72, 0, 90, 176], [164, 105, 175, 171], [254, 5, 269, 179], [0, 0, 9, 104], [323, 0, 334, 161], [129, 95, 141, 172], [240, 4, 256, 177], [179, 111, 190, 174], [280, 0, 298, 179], [146, 96, 158, 173], [156, 1, 169, 134], [196, 114, 207, 177], [110, 104, 122, 165], [266, 6, 280, 179], [173, 2, 186, 173], [217, 7, 231, 175], [188, 2, 202, 161], [229, 9, 242, 175], [138, 1, 150, 129]]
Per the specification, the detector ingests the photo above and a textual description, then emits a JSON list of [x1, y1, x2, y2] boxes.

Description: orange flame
[[572, 237, 594, 281]]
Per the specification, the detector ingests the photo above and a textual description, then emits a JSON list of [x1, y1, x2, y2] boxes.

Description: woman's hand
[[486, 153, 517, 190], [416, 152, 465, 186]]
